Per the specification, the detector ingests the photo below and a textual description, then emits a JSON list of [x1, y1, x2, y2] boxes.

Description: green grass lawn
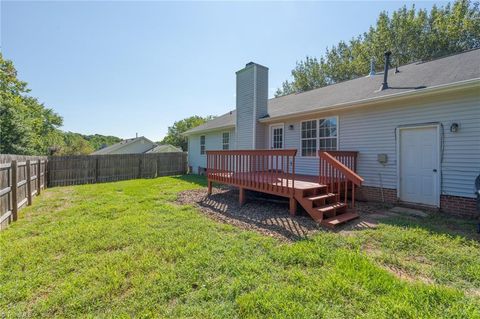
[[1, 176, 479, 318]]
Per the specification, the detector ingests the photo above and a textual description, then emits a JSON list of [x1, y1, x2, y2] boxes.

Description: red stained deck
[[208, 171, 323, 191], [206, 149, 364, 227]]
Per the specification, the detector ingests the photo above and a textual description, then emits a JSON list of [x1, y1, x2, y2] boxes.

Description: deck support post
[[289, 197, 297, 216], [207, 180, 212, 195], [239, 187, 246, 206]]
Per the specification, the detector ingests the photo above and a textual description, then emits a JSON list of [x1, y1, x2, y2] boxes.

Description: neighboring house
[[184, 49, 480, 217], [91, 136, 157, 155], [146, 144, 183, 153]]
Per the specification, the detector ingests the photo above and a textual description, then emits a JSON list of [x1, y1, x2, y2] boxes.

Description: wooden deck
[[208, 171, 322, 191], [206, 149, 364, 228]]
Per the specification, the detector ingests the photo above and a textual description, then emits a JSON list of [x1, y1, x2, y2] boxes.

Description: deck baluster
[[318, 151, 363, 213], [206, 150, 298, 203]]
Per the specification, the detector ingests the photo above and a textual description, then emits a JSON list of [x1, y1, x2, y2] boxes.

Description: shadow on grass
[[174, 176, 480, 242], [178, 188, 319, 241], [171, 174, 208, 187]]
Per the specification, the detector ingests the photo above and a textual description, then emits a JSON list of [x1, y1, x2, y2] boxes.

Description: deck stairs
[[294, 185, 359, 228]]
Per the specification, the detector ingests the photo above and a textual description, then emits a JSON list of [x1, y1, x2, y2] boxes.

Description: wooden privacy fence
[[47, 152, 187, 187], [0, 155, 48, 230], [0, 152, 187, 230]]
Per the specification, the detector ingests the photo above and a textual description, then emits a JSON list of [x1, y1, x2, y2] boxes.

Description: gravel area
[[176, 186, 395, 241]]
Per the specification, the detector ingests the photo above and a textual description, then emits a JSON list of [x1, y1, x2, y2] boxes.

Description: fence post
[[37, 160, 41, 195], [11, 160, 18, 221], [95, 157, 99, 183], [183, 153, 187, 174], [26, 160, 32, 206], [138, 156, 142, 179], [44, 159, 48, 190], [46, 159, 50, 188]]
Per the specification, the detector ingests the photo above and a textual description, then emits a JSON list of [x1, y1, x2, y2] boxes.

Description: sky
[[1, 1, 448, 141]]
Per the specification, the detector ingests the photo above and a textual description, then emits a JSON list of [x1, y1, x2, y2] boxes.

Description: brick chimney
[[235, 62, 268, 149]]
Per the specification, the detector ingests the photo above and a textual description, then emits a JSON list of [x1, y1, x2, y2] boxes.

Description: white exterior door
[[399, 126, 440, 206], [270, 124, 284, 149]]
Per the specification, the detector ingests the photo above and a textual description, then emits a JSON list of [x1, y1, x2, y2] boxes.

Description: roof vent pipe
[[381, 51, 391, 90], [369, 57, 376, 77]]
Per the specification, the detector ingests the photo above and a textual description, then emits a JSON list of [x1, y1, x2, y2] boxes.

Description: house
[[146, 144, 183, 153], [91, 136, 157, 155], [91, 137, 182, 155], [184, 49, 480, 219]]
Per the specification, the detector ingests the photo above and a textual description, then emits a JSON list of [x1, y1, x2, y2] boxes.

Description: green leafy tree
[[56, 132, 94, 155], [0, 53, 121, 155], [0, 99, 33, 154], [83, 134, 122, 151], [276, 0, 480, 97], [161, 115, 214, 151], [0, 53, 63, 154]]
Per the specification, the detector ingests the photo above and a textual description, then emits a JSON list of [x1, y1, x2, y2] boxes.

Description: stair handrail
[[319, 152, 363, 186], [319, 151, 364, 209]]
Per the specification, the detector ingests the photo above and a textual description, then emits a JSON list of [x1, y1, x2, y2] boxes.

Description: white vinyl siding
[[188, 129, 236, 173], [236, 64, 268, 149], [272, 88, 479, 198]]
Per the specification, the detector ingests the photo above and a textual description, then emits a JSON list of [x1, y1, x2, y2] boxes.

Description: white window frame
[[200, 135, 206, 155], [300, 116, 339, 157], [222, 132, 230, 150], [269, 123, 285, 149]]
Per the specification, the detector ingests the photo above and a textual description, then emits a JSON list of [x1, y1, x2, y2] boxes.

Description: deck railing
[[207, 149, 297, 196], [326, 151, 358, 172], [319, 151, 364, 208]]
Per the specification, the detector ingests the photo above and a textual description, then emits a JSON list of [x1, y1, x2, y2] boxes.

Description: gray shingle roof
[[184, 110, 236, 135], [146, 144, 183, 153], [184, 49, 480, 134], [91, 136, 155, 155], [266, 49, 480, 119]]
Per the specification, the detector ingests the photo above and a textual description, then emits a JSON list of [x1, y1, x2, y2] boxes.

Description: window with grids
[[318, 117, 337, 151], [200, 135, 206, 155], [222, 132, 230, 150], [271, 126, 283, 149], [301, 120, 317, 156], [301, 117, 337, 156]]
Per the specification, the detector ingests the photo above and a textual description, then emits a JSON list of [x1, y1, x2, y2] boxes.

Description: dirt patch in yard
[[176, 187, 395, 242]]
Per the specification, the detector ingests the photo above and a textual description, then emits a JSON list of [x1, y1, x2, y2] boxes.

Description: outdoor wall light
[[450, 123, 459, 133], [289, 124, 294, 130]]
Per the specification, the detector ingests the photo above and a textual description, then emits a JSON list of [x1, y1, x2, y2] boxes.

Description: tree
[[275, 0, 480, 97], [161, 115, 214, 151], [83, 134, 121, 151], [0, 52, 63, 154], [0, 99, 33, 154], [56, 132, 94, 155], [0, 53, 121, 155]]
